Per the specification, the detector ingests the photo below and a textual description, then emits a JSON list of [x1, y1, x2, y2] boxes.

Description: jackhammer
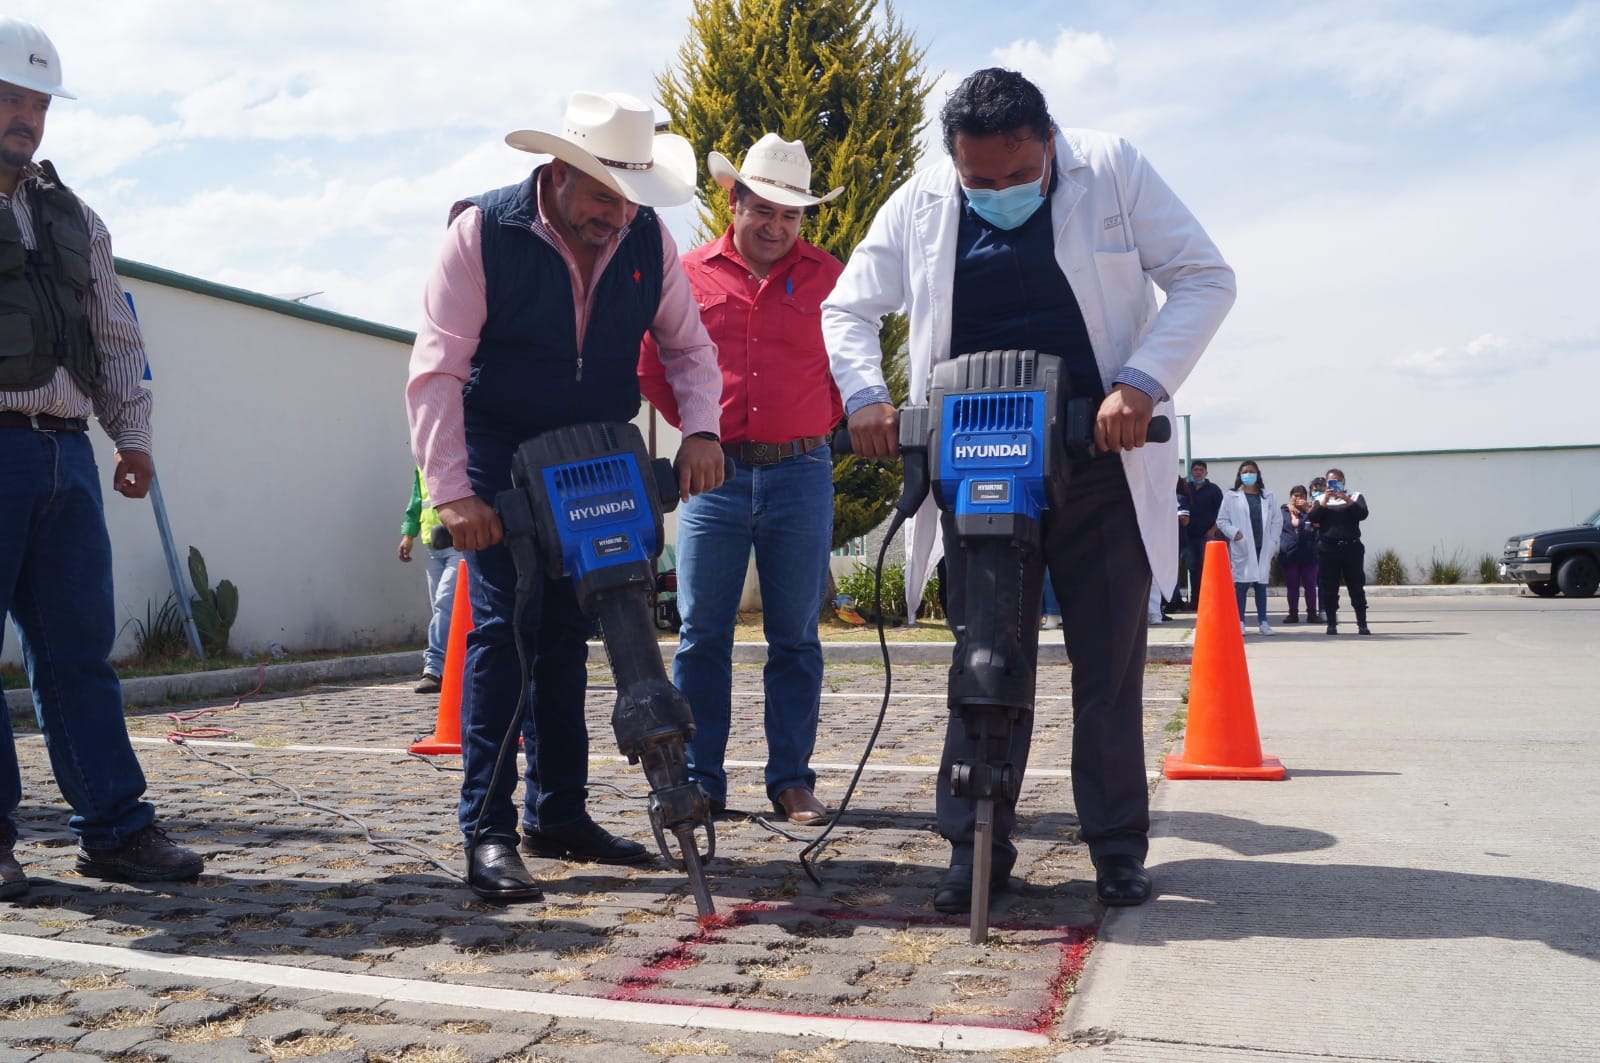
[[821, 349, 1167, 942], [434, 421, 723, 918]]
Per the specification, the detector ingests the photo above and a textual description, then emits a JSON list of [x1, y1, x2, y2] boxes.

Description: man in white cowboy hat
[[407, 90, 726, 903], [639, 133, 844, 827], [0, 14, 205, 899]]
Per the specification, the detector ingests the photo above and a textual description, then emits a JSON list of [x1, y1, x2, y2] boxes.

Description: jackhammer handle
[[831, 415, 1170, 456]]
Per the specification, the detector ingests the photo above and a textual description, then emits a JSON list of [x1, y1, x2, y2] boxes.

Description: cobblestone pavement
[[1, 660, 1185, 1061]]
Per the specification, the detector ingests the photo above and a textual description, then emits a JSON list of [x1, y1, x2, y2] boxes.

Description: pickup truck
[[1499, 508, 1600, 598]]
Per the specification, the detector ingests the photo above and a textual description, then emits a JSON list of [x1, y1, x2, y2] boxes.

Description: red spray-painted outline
[[604, 900, 1097, 1038]]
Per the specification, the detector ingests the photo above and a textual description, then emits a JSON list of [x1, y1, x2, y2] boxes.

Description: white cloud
[[1399, 333, 1525, 380], [1288, 6, 1599, 120], [992, 29, 1118, 92]]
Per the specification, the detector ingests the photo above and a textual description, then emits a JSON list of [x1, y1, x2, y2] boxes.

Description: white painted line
[[122, 738, 1160, 778], [0, 933, 1047, 1052]]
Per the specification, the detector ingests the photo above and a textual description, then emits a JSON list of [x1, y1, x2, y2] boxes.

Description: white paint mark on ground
[[0, 932, 1048, 1052]]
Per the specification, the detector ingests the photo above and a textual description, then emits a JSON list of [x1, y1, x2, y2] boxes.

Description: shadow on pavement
[[1141, 857, 1600, 961], [1157, 810, 1337, 856]]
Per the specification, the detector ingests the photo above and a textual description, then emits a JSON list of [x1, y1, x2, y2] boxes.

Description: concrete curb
[[6, 650, 422, 714]]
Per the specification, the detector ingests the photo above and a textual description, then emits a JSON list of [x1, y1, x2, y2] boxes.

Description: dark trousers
[[458, 434, 597, 847], [1317, 541, 1367, 617], [936, 451, 1151, 872], [1281, 560, 1318, 616], [1186, 534, 1213, 603], [0, 428, 155, 848]]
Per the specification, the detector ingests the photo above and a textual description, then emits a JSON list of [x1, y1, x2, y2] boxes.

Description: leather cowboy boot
[[1356, 608, 1371, 636], [1325, 608, 1338, 635]]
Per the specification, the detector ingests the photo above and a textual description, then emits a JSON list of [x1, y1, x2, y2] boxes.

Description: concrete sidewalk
[[1066, 594, 1600, 1062]]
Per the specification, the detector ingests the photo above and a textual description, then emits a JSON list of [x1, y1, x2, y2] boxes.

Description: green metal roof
[[114, 258, 417, 346]]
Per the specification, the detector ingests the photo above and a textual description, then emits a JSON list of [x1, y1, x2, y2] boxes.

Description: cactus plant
[[188, 546, 239, 655]]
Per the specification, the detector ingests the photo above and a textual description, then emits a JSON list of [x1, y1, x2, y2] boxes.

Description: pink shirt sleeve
[[406, 206, 487, 508], [649, 221, 722, 437]]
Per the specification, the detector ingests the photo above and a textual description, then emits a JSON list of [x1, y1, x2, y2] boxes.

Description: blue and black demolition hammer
[[824, 349, 1168, 942], [435, 422, 725, 918]]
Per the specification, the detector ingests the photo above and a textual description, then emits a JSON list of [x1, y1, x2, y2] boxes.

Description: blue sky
[[17, 1, 1599, 459]]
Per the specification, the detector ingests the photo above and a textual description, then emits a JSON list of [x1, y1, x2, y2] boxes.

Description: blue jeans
[[673, 446, 833, 805], [1235, 581, 1268, 624], [422, 543, 462, 678], [458, 434, 596, 847], [0, 428, 155, 848], [1041, 573, 1061, 618]]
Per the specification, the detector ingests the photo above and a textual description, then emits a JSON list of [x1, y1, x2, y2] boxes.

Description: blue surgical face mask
[[1240, 472, 1258, 487], [962, 159, 1050, 230], [1189, 474, 1206, 484]]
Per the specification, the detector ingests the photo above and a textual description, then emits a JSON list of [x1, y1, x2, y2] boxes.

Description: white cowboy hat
[[506, 91, 696, 209], [707, 132, 842, 208]]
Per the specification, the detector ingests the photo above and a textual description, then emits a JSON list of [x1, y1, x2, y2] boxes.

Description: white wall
[[7, 270, 425, 666], [1207, 446, 1600, 580]]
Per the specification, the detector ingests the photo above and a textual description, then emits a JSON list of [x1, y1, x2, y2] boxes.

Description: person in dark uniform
[[1185, 459, 1223, 603], [1309, 466, 1370, 635]]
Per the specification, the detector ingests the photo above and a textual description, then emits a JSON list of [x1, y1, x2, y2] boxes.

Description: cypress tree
[[656, 0, 929, 549]]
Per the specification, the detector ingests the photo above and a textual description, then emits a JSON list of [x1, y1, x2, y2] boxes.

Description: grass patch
[[1428, 549, 1466, 585], [261, 1033, 362, 1059], [882, 928, 941, 965], [643, 1038, 731, 1056], [1373, 548, 1407, 585], [1478, 553, 1502, 583]]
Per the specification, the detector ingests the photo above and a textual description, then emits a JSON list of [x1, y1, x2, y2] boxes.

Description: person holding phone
[[1308, 467, 1370, 635]]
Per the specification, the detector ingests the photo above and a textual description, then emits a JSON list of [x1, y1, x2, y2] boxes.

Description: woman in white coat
[[1216, 459, 1281, 636]]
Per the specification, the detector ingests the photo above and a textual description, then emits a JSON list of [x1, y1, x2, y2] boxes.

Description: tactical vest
[[0, 160, 100, 396], [452, 166, 664, 445]]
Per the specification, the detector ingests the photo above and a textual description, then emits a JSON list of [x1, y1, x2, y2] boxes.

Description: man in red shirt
[[640, 134, 844, 826]]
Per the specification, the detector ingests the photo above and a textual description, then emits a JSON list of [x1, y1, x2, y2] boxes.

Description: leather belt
[[721, 435, 828, 466], [0, 411, 89, 433]]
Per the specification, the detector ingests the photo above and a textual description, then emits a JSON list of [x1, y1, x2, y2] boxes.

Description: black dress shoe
[[76, 824, 203, 883], [932, 862, 1012, 914], [521, 815, 651, 865], [1094, 854, 1152, 906], [467, 841, 543, 903]]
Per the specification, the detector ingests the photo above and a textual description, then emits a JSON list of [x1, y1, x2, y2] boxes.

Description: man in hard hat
[[0, 15, 205, 900], [638, 134, 843, 828], [407, 91, 724, 903]]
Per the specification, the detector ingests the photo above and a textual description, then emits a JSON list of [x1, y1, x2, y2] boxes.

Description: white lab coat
[[1216, 488, 1281, 585], [823, 129, 1237, 611]]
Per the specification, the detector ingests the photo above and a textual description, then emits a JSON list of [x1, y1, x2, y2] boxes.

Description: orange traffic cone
[[1163, 539, 1286, 780], [410, 558, 473, 755]]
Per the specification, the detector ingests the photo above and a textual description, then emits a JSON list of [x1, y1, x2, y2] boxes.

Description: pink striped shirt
[[407, 169, 722, 507], [0, 163, 153, 454]]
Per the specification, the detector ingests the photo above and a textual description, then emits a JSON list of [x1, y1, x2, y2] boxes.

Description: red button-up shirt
[[640, 228, 843, 444]]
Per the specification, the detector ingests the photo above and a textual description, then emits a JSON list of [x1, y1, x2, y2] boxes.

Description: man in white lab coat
[[823, 68, 1234, 910]]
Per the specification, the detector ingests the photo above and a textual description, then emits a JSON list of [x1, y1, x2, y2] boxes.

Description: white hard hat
[[0, 15, 75, 99]]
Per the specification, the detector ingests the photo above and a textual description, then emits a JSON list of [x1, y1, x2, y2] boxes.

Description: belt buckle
[[748, 442, 778, 464], [29, 415, 52, 434]]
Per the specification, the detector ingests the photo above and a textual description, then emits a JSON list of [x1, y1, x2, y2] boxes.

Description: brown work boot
[[1, 843, 26, 900], [76, 823, 204, 883]]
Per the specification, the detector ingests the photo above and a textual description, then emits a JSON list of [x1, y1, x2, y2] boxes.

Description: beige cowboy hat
[[506, 91, 696, 209], [707, 132, 842, 208]]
